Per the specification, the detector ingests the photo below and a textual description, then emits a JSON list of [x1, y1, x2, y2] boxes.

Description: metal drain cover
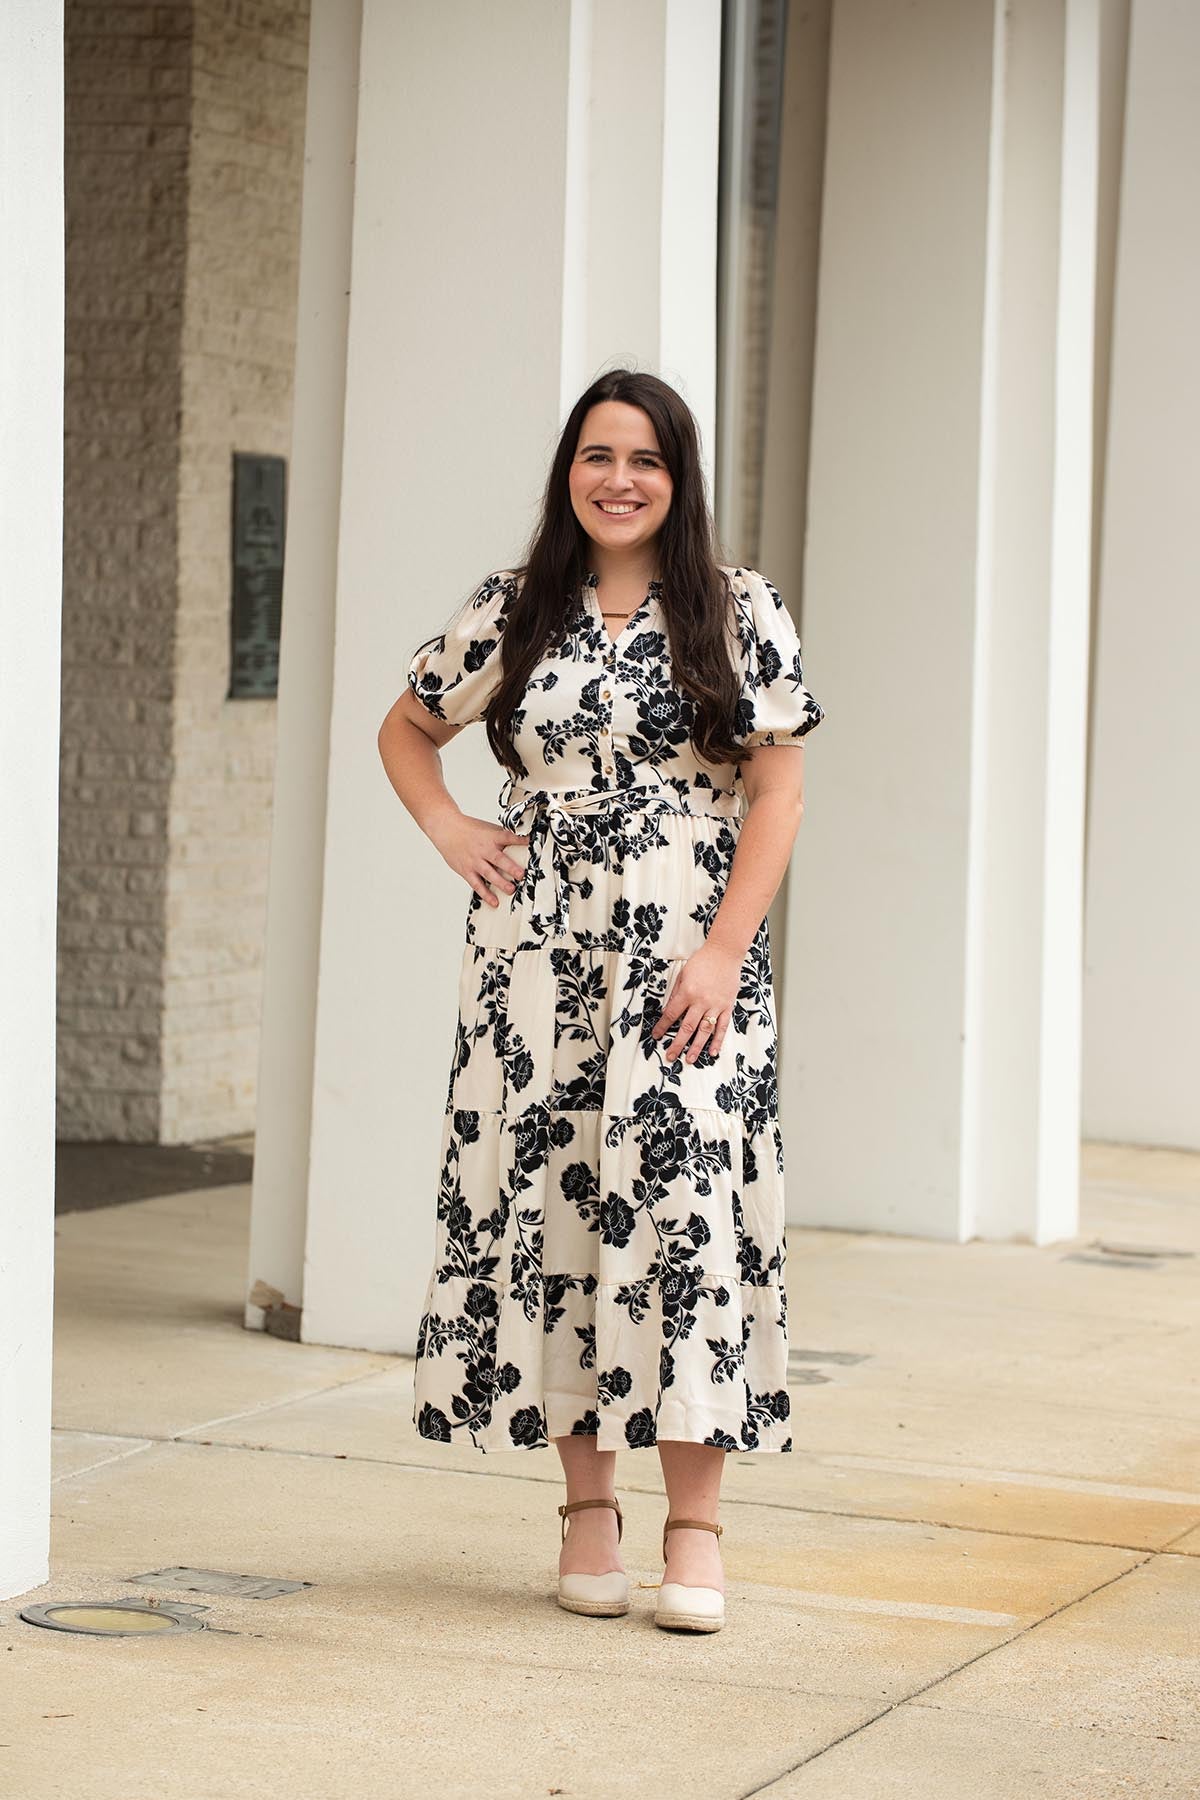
[[21, 1600, 206, 1637], [127, 1566, 312, 1600]]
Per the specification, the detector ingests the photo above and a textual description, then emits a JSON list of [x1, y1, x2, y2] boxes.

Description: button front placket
[[599, 672, 615, 777]]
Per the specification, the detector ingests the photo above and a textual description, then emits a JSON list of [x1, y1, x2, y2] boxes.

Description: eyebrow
[[577, 443, 664, 458]]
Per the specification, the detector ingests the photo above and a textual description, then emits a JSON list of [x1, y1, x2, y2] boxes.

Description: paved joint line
[[818, 1450, 1200, 1507], [50, 1428, 1187, 1557], [1161, 1518, 1200, 1552], [737, 1553, 1156, 1798], [774, 1590, 1019, 1627], [178, 1364, 395, 1438], [50, 1437, 155, 1485]]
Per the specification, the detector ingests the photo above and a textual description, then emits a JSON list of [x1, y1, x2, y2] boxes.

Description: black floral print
[[405, 566, 824, 1452]]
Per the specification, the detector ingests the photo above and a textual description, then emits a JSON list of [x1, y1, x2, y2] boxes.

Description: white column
[[291, 0, 723, 1350], [559, 0, 721, 474], [1083, 0, 1200, 1149], [244, 0, 363, 1329], [0, 2, 63, 1600], [298, 0, 576, 1351], [659, 0, 722, 468], [784, 0, 1098, 1242]]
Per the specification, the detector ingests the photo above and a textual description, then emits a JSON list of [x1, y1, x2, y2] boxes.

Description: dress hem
[[411, 1424, 794, 1456]]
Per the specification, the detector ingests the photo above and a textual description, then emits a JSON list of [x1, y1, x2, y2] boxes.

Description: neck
[[586, 541, 661, 588]]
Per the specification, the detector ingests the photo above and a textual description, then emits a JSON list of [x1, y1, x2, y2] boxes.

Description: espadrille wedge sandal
[[556, 1497, 630, 1617], [655, 1516, 725, 1633]]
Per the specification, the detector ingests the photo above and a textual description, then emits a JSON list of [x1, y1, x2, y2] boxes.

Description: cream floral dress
[[405, 566, 824, 1453]]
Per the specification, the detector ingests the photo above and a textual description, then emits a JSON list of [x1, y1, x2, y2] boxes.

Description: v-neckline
[[584, 572, 661, 648]]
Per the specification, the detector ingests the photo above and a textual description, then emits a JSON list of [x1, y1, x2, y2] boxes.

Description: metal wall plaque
[[229, 451, 287, 698]]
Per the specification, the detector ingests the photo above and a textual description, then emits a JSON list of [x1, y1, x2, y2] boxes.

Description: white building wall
[[0, 1, 63, 1601], [785, 0, 1097, 1242], [791, 0, 993, 1240], [1082, 0, 1200, 1149]]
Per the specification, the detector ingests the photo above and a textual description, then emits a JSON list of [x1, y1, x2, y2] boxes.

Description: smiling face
[[567, 400, 674, 558]]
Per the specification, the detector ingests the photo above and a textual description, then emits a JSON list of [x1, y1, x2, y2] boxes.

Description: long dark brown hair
[[484, 368, 744, 777]]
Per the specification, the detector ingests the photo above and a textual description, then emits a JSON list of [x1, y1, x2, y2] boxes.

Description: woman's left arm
[[651, 745, 805, 1064]]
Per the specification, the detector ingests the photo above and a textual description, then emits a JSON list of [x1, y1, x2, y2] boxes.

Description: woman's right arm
[[376, 690, 529, 908]]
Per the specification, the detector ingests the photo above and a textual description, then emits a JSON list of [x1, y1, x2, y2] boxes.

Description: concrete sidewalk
[[4, 1145, 1199, 1798]]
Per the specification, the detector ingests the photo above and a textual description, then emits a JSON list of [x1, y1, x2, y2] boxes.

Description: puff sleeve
[[731, 569, 825, 750], [406, 569, 517, 727]]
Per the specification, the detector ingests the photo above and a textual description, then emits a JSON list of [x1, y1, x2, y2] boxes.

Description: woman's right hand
[[428, 812, 530, 907]]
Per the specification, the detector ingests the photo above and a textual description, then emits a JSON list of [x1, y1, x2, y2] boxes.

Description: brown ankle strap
[[662, 1515, 723, 1562], [558, 1497, 624, 1544]]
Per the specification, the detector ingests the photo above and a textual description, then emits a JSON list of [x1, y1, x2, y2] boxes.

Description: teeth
[[598, 502, 641, 514]]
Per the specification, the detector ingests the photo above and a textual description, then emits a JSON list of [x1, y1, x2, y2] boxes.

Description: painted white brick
[[60, 0, 309, 1144]]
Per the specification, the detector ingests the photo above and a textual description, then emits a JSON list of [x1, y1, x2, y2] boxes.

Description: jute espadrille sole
[[557, 1497, 629, 1618], [656, 1516, 725, 1632]]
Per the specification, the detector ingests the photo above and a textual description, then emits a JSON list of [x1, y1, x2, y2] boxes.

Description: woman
[[377, 368, 824, 1634]]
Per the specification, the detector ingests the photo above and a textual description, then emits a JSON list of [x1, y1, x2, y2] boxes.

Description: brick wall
[[163, 0, 309, 1142], [60, 4, 193, 1140], [59, 0, 310, 1143]]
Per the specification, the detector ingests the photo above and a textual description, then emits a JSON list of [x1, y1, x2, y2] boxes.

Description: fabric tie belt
[[496, 780, 743, 941]]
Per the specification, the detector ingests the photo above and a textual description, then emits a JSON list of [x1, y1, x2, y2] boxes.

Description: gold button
[[601, 689, 611, 700]]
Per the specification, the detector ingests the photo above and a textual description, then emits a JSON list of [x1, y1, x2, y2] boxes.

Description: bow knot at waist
[[494, 781, 741, 941], [499, 780, 742, 834]]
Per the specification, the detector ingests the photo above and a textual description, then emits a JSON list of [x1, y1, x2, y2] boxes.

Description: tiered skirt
[[412, 783, 793, 1453]]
